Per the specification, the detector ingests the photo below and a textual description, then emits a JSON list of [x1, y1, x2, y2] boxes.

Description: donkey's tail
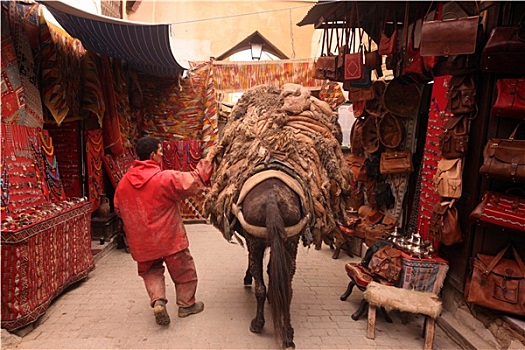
[[266, 192, 291, 345]]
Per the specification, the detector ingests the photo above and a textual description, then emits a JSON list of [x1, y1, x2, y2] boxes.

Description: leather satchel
[[350, 117, 365, 155], [466, 244, 525, 316], [433, 158, 463, 199], [368, 245, 403, 283], [314, 55, 337, 80], [447, 74, 477, 116], [379, 150, 414, 175], [492, 78, 525, 120], [479, 122, 525, 183], [469, 189, 525, 233], [420, 15, 480, 56], [344, 51, 364, 81], [346, 154, 368, 182], [347, 86, 374, 103], [481, 16, 525, 74], [439, 115, 470, 159], [379, 16, 398, 55], [432, 54, 479, 77], [429, 200, 463, 246], [378, 113, 404, 149]]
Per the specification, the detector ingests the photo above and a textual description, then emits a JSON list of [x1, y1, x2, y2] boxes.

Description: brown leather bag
[[347, 87, 374, 103], [379, 150, 414, 175], [466, 244, 525, 316], [346, 154, 368, 182], [368, 245, 403, 283], [439, 115, 470, 159], [350, 117, 366, 155], [420, 15, 480, 56], [479, 122, 525, 183], [481, 15, 525, 75], [492, 78, 525, 120], [447, 74, 477, 116], [432, 158, 463, 199], [378, 113, 404, 149], [362, 115, 380, 154], [429, 200, 463, 246]]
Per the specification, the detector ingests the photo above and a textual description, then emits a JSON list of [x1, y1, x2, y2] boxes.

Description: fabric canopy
[[39, 0, 188, 77]]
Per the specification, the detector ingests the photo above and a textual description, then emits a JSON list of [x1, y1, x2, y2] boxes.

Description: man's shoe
[[153, 300, 170, 325], [178, 301, 204, 318]]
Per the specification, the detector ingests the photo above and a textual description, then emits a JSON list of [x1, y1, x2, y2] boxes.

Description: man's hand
[[205, 145, 223, 162]]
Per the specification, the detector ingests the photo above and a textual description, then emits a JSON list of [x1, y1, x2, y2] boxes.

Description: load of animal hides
[[203, 84, 352, 248]]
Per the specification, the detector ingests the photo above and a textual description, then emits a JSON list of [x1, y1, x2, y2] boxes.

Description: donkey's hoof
[[250, 318, 264, 333], [284, 341, 295, 350]]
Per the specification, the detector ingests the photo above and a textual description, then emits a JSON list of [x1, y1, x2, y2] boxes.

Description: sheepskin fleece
[[364, 282, 442, 319]]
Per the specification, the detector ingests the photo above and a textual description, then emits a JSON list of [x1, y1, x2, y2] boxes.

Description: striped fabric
[[40, 1, 185, 77]]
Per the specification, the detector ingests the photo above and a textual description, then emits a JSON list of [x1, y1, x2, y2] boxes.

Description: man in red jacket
[[114, 136, 220, 326]]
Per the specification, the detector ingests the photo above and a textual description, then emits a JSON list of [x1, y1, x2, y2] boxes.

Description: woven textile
[[6, 1, 43, 128], [212, 59, 324, 93], [416, 76, 451, 240], [397, 252, 449, 295], [1, 203, 94, 331]]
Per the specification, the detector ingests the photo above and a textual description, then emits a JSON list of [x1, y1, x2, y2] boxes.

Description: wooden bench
[[364, 282, 442, 350]]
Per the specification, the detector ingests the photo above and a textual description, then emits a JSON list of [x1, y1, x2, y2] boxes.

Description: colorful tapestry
[[39, 17, 84, 126], [211, 59, 324, 93], [1, 9, 24, 124], [82, 51, 106, 128], [1, 202, 94, 331], [6, 1, 43, 128], [85, 129, 105, 212]]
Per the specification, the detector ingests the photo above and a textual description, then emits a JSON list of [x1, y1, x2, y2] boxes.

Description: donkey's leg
[[246, 235, 266, 333], [282, 236, 300, 349]]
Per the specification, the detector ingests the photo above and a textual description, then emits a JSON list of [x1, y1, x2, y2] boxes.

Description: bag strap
[[484, 244, 511, 274], [509, 121, 525, 140], [512, 246, 525, 276]]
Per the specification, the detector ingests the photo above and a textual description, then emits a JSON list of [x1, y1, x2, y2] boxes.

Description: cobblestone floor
[[4, 223, 463, 349]]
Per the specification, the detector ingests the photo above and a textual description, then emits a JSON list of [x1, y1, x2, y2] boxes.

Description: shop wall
[[125, 1, 317, 61]]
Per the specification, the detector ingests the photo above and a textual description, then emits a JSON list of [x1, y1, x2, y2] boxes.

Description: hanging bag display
[[429, 199, 463, 246], [479, 122, 525, 183], [439, 115, 470, 159], [346, 154, 368, 182], [481, 14, 525, 74], [446, 74, 477, 116], [469, 189, 525, 233], [491, 78, 525, 120], [432, 158, 463, 199], [466, 244, 525, 317]]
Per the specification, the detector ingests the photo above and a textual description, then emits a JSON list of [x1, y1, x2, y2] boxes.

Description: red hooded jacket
[[114, 159, 212, 262]]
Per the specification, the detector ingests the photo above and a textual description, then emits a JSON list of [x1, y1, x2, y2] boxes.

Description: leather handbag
[[379, 13, 398, 55], [347, 86, 374, 103], [439, 115, 470, 159], [350, 117, 365, 155], [402, 19, 425, 79], [378, 113, 404, 149], [492, 78, 525, 120], [447, 74, 477, 116], [346, 154, 368, 182], [345, 49, 364, 81], [362, 115, 380, 154], [432, 54, 479, 77], [379, 150, 414, 175], [421, 15, 480, 56], [364, 80, 387, 117], [469, 189, 525, 233], [466, 244, 525, 316], [432, 158, 463, 199], [429, 199, 463, 246], [368, 245, 403, 283], [481, 15, 525, 74], [383, 78, 421, 118], [479, 122, 525, 183]]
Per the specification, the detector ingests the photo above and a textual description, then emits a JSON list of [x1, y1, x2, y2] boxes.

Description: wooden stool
[[364, 282, 442, 350]]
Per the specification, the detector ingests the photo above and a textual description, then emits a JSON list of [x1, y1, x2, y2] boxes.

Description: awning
[[39, 0, 188, 77]]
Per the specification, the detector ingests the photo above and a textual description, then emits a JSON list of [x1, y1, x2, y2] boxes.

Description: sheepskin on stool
[[363, 282, 442, 350]]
